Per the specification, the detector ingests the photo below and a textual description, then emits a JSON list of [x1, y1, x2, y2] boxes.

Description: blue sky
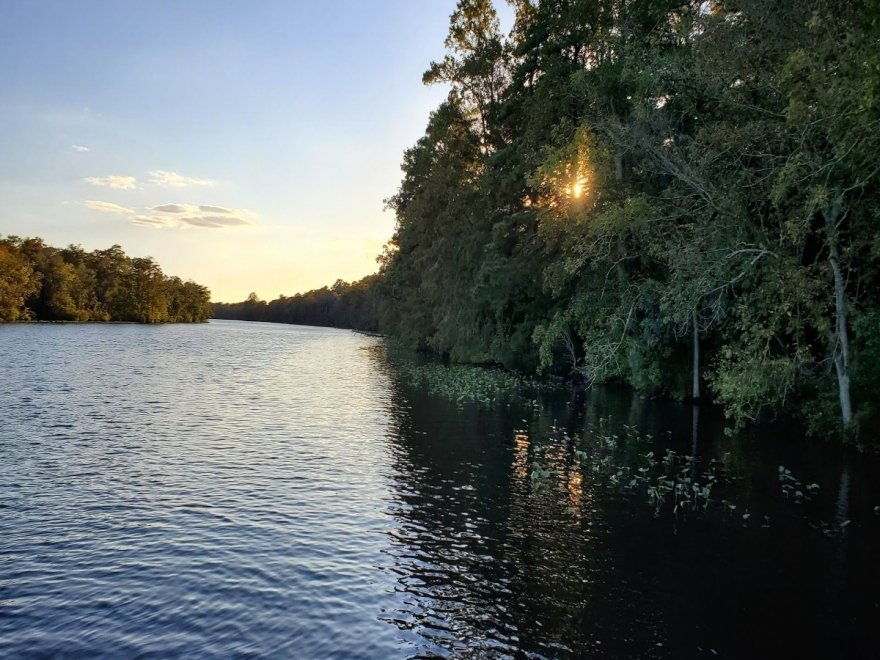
[[0, 1, 512, 301]]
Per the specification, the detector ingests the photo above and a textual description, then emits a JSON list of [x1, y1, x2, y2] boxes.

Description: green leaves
[[0, 235, 211, 323], [354, 0, 880, 439]]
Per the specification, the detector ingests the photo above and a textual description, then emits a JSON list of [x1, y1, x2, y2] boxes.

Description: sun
[[533, 128, 595, 211], [565, 173, 589, 200]]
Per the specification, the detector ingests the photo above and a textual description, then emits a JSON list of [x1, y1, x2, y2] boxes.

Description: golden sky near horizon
[[0, 1, 512, 302]]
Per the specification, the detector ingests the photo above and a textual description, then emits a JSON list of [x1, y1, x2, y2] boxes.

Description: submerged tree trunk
[[825, 206, 853, 429], [692, 309, 700, 401], [835, 460, 850, 526]]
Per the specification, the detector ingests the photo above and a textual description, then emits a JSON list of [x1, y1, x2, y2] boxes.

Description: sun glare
[[532, 128, 595, 212], [562, 171, 590, 201]]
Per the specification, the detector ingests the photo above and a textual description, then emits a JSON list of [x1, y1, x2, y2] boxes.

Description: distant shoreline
[[352, 329, 385, 338], [7, 320, 209, 325]]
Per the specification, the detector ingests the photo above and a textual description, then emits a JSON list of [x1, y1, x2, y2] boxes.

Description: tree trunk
[[613, 151, 627, 289], [691, 404, 699, 480], [825, 206, 853, 429], [692, 309, 700, 401], [615, 242, 627, 289]]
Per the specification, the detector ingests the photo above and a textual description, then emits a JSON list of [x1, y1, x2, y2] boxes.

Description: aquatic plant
[[518, 415, 863, 539], [395, 359, 560, 406], [777, 465, 820, 503]]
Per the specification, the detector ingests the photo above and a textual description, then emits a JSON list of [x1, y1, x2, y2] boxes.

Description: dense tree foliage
[[219, 0, 880, 437], [0, 236, 212, 323], [383, 0, 880, 437], [212, 275, 382, 331]]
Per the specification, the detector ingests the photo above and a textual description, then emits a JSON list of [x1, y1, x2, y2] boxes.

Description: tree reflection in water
[[378, 384, 665, 657], [370, 349, 880, 658]]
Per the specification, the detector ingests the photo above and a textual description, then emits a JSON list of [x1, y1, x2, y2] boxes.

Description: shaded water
[[1, 320, 877, 658]]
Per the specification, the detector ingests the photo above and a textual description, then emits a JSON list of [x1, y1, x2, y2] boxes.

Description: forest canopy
[[212, 275, 381, 331], [0, 236, 212, 323], [219, 0, 880, 437]]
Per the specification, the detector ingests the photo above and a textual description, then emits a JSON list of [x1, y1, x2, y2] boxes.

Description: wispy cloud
[[87, 200, 256, 229], [86, 200, 135, 215], [84, 175, 137, 190], [179, 215, 251, 228], [71, 144, 90, 153], [148, 170, 214, 188], [149, 203, 241, 215], [151, 203, 188, 213], [131, 215, 175, 228], [148, 203, 256, 228]]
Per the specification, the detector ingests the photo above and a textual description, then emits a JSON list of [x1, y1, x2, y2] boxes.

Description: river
[[1, 320, 877, 658]]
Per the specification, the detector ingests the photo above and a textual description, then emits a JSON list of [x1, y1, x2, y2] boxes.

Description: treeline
[[0, 236, 212, 323], [212, 275, 381, 331], [220, 0, 880, 436]]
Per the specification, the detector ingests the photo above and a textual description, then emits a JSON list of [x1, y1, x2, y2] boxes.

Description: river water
[[1, 320, 877, 658]]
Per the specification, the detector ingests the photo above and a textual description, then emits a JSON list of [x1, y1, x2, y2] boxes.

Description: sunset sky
[[0, 1, 513, 302]]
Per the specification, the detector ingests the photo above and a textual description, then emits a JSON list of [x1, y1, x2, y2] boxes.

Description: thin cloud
[[179, 215, 251, 228], [86, 200, 134, 215], [88, 200, 257, 229], [150, 203, 256, 228], [84, 175, 137, 190], [71, 144, 90, 153], [198, 205, 234, 214], [132, 215, 175, 228], [150, 204, 188, 213], [148, 170, 214, 188]]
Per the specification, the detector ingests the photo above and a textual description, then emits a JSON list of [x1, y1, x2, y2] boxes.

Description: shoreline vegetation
[[0, 236, 211, 324], [213, 277, 381, 332], [215, 0, 880, 442]]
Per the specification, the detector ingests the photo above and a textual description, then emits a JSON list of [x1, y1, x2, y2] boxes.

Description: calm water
[[1, 320, 878, 658]]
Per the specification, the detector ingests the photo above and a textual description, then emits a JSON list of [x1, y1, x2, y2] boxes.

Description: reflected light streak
[[513, 431, 530, 481], [567, 470, 583, 508]]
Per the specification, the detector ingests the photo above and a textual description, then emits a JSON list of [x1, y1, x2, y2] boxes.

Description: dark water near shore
[[1, 320, 878, 658]]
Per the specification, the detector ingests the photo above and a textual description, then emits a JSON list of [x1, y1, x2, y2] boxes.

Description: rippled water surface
[[1, 320, 878, 658]]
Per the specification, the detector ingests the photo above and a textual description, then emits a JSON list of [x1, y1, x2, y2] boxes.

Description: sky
[[0, 1, 513, 302]]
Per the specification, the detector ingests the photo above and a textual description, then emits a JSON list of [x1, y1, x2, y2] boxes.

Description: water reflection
[[1, 325, 877, 659], [374, 350, 880, 659], [377, 384, 667, 657], [513, 432, 530, 482]]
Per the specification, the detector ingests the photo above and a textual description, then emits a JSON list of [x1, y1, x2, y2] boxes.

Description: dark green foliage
[[212, 275, 382, 331], [0, 235, 211, 323], [374, 0, 880, 438], [221, 0, 880, 439]]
